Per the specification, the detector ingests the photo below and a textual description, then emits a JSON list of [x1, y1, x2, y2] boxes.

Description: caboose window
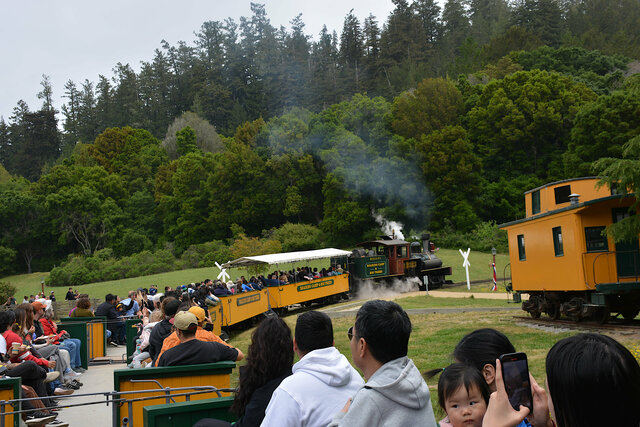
[[517, 235, 526, 261], [585, 226, 608, 252], [554, 185, 571, 204], [531, 190, 540, 214], [552, 227, 564, 256]]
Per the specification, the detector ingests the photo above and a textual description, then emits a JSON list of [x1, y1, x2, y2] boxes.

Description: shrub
[[268, 223, 325, 252], [432, 221, 508, 253], [0, 281, 17, 302], [0, 246, 17, 276]]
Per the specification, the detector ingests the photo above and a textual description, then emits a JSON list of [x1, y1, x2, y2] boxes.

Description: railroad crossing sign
[[459, 248, 471, 290], [215, 261, 230, 283]]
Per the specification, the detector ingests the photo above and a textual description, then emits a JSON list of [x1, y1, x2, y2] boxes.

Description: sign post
[[459, 248, 471, 290], [215, 261, 230, 283]]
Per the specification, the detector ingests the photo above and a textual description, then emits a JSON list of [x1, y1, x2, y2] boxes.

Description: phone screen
[[500, 352, 533, 411]]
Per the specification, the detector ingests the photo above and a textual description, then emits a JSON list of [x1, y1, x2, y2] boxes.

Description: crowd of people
[[0, 300, 84, 426]]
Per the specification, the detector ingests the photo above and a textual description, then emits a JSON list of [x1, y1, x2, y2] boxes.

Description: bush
[[0, 281, 17, 303], [432, 221, 508, 253], [268, 223, 325, 252], [0, 246, 17, 276]]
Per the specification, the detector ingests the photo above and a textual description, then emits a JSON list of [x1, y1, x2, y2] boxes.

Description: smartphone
[[499, 352, 533, 412]]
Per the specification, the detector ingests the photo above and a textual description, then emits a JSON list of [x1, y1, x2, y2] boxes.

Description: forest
[[1, 0, 640, 285]]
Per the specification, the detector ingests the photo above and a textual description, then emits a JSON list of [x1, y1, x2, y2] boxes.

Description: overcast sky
[[1, 0, 448, 123]]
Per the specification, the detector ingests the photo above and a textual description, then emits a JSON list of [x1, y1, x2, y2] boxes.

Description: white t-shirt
[[0, 333, 6, 355]]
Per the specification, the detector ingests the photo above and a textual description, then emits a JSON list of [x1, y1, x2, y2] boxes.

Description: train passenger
[[260, 311, 363, 427], [194, 316, 294, 427], [329, 300, 436, 427], [213, 280, 232, 297], [157, 311, 240, 367], [147, 298, 180, 364], [436, 363, 489, 427], [483, 333, 640, 427], [95, 293, 126, 345], [69, 298, 94, 318]]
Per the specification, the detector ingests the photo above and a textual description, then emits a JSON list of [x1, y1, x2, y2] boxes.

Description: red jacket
[[38, 319, 65, 344], [2, 330, 49, 367]]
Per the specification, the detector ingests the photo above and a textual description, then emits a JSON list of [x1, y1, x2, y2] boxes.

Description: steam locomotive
[[336, 234, 452, 291]]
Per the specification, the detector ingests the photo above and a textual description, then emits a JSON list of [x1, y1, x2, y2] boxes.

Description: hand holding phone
[[499, 352, 533, 412]]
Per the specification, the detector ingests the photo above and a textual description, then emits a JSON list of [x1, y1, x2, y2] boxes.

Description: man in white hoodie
[[329, 300, 437, 427], [260, 311, 363, 427]]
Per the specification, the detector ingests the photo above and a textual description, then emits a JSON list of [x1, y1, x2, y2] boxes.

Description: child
[[437, 363, 490, 427]]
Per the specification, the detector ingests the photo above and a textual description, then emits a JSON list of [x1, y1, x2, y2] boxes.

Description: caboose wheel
[[547, 303, 560, 320]]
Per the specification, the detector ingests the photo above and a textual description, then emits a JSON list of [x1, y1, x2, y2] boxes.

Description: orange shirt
[[154, 327, 233, 366]]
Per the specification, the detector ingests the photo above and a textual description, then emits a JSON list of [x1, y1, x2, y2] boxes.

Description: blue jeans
[[60, 338, 82, 369]]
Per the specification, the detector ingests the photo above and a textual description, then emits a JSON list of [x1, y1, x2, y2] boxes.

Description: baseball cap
[[173, 311, 198, 332], [188, 306, 205, 323], [32, 301, 46, 311]]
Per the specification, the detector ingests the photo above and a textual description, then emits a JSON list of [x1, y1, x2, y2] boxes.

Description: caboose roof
[[500, 194, 631, 229]]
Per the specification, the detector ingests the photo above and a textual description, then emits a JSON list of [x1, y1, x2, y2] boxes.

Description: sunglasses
[[347, 326, 354, 341]]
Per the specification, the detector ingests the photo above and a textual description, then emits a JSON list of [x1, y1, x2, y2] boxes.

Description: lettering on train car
[[210, 311, 216, 322], [365, 262, 386, 276], [297, 279, 334, 292], [405, 261, 417, 268], [236, 293, 261, 306]]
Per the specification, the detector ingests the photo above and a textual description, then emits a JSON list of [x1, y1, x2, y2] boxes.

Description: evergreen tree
[[37, 74, 55, 112], [441, 0, 471, 54]]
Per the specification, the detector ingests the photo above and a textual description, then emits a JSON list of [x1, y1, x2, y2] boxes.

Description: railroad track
[[513, 316, 640, 333]]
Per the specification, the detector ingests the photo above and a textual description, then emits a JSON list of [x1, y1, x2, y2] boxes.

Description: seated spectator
[[147, 298, 180, 364], [95, 294, 126, 345], [120, 290, 141, 317], [70, 298, 94, 318], [37, 307, 84, 374], [154, 306, 243, 366], [194, 316, 293, 427], [329, 300, 436, 427], [261, 311, 363, 427], [483, 333, 640, 427], [157, 311, 239, 367]]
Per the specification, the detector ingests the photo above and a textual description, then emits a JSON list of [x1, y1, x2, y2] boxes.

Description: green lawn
[[396, 295, 515, 309], [2, 248, 508, 299]]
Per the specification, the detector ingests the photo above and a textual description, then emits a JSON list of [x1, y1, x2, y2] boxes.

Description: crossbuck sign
[[215, 261, 230, 283], [459, 248, 471, 290]]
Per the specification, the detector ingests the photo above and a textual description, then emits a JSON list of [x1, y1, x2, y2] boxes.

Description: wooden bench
[[143, 396, 237, 427], [0, 377, 21, 427], [58, 316, 107, 368], [113, 361, 235, 427]]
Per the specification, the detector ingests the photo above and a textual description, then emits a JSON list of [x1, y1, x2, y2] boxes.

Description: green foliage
[[180, 240, 232, 268], [392, 78, 463, 139], [175, 126, 199, 156], [162, 112, 224, 159], [593, 135, 640, 243], [564, 90, 640, 176], [267, 223, 325, 252], [432, 221, 508, 253], [0, 282, 17, 302], [0, 246, 17, 276]]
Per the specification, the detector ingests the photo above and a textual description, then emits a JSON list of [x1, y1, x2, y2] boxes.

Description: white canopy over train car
[[223, 248, 351, 268]]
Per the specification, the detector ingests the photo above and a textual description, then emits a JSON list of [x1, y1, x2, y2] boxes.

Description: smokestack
[[569, 193, 580, 205], [421, 233, 431, 253]]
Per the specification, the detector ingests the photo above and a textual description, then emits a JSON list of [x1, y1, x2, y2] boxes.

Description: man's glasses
[[347, 326, 353, 341]]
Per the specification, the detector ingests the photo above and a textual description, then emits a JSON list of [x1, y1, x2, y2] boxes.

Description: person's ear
[[482, 363, 496, 388], [357, 337, 367, 359], [293, 338, 299, 353]]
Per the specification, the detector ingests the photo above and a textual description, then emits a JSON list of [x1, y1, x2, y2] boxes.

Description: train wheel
[[547, 303, 560, 320], [596, 305, 610, 325]]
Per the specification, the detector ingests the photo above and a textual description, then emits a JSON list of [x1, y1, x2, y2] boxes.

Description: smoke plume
[[355, 277, 421, 300]]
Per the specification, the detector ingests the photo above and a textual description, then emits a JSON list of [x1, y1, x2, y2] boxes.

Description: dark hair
[[105, 293, 116, 303], [13, 306, 26, 334], [231, 317, 293, 417], [177, 301, 192, 312], [354, 300, 411, 364], [76, 298, 91, 310], [546, 333, 640, 427], [437, 363, 490, 411], [17, 303, 34, 331], [453, 328, 515, 371], [295, 311, 333, 353], [162, 298, 180, 317], [0, 310, 15, 334]]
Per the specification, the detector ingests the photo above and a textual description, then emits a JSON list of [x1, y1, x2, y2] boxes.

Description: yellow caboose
[[500, 177, 640, 323]]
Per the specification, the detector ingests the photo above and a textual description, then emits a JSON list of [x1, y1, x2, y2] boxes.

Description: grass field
[[224, 297, 638, 419], [2, 248, 508, 299]]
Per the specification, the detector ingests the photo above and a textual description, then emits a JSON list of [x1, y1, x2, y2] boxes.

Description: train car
[[500, 177, 640, 323], [346, 234, 452, 291], [220, 248, 351, 321]]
